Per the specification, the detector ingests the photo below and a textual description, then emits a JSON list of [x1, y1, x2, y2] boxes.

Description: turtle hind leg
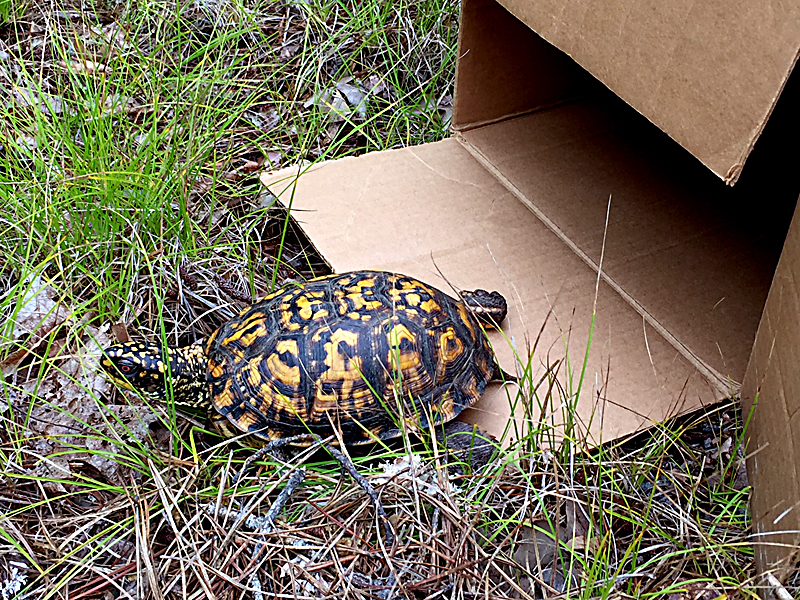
[[324, 444, 395, 549], [228, 430, 396, 549], [437, 420, 500, 474], [460, 289, 508, 326]]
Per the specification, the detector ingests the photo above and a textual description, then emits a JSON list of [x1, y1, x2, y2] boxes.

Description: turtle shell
[[205, 271, 498, 445]]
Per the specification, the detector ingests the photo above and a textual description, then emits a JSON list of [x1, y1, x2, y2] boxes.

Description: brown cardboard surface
[[491, 0, 800, 183], [261, 133, 726, 445], [742, 203, 800, 575], [461, 98, 781, 386]]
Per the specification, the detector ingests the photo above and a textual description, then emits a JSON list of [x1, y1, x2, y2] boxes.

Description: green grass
[[1, 0, 458, 323], [0, 1, 761, 598]]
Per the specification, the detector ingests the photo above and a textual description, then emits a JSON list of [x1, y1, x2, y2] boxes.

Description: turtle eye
[[116, 360, 141, 378]]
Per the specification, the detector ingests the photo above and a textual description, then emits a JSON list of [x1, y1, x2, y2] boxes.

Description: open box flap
[[462, 0, 800, 184], [453, 0, 591, 129]]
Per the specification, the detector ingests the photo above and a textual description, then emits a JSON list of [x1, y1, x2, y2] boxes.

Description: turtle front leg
[[207, 410, 311, 481]]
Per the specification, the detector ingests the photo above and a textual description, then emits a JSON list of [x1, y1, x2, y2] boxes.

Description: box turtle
[[101, 270, 509, 451]]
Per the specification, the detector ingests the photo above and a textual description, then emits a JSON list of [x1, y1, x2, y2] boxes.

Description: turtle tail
[[460, 289, 508, 326]]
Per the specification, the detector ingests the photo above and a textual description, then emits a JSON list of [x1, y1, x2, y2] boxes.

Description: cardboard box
[[262, 0, 800, 576]]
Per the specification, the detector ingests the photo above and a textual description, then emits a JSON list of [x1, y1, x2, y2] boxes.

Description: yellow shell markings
[[280, 310, 303, 332], [193, 270, 505, 445], [214, 378, 236, 409], [296, 294, 322, 320], [455, 303, 476, 337], [404, 292, 421, 306], [222, 320, 268, 348], [345, 276, 377, 292], [252, 336, 304, 398], [234, 310, 267, 329], [321, 329, 362, 382], [419, 298, 441, 314], [209, 357, 226, 379], [232, 406, 260, 430], [437, 326, 464, 362], [347, 293, 383, 312], [386, 287, 406, 305], [307, 327, 373, 423], [308, 389, 343, 423], [463, 371, 480, 400], [435, 390, 455, 421], [333, 289, 349, 316], [387, 322, 421, 372], [382, 320, 437, 421], [265, 339, 301, 386], [385, 288, 439, 324]]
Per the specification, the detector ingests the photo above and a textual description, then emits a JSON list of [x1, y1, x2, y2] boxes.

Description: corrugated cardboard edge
[[725, 48, 800, 186]]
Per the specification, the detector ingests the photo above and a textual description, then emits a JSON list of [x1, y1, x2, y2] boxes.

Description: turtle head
[[101, 341, 210, 410]]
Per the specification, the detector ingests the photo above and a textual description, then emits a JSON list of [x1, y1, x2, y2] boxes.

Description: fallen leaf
[[110, 322, 129, 343], [11, 275, 67, 339], [439, 95, 453, 129], [366, 74, 392, 99], [35, 455, 71, 494], [265, 151, 283, 168], [336, 77, 367, 118], [60, 59, 111, 76], [562, 497, 590, 542], [304, 88, 350, 121], [15, 323, 158, 483], [2, 275, 72, 376], [280, 44, 300, 60], [515, 521, 558, 569], [13, 88, 67, 116], [244, 109, 280, 131], [241, 158, 264, 173]]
